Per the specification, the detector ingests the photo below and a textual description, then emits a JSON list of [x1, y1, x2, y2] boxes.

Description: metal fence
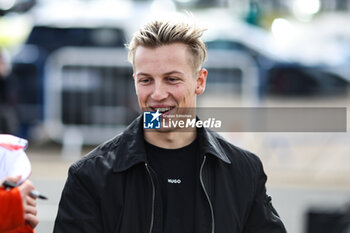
[[44, 47, 138, 148], [204, 50, 259, 105]]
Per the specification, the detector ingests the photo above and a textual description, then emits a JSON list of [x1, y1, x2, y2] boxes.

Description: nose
[[151, 81, 168, 101]]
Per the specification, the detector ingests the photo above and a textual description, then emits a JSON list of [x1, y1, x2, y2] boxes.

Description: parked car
[[195, 9, 349, 98], [205, 39, 349, 97]]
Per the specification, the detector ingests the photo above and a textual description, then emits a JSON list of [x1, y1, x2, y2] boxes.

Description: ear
[[195, 68, 207, 95]]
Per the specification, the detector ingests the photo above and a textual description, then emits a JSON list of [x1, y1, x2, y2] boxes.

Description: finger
[[24, 205, 37, 216], [5, 175, 22, 183], [26, 194, 37, 202], [25, 214, 39, 229], [26, 196, 37, 207], [18, 180, 35, 196]]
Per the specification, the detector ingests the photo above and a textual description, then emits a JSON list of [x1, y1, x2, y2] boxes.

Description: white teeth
[[155, 107, 171, 112]]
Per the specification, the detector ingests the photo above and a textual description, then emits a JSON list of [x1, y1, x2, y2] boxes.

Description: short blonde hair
[[126, 20, 207, 72]]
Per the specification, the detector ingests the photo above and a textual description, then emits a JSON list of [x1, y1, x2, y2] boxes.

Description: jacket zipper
[[145, 163, 155, 233], [200, 155, 215, 233]]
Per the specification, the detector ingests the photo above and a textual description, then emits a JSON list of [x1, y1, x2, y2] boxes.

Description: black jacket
[[54, 115, 287, 233]]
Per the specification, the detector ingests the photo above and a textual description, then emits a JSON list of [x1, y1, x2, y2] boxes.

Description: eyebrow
[[136, 71, 185, 77]]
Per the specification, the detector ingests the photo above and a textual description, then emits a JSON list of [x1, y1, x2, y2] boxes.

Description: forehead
[[133, 43, 194, 74]]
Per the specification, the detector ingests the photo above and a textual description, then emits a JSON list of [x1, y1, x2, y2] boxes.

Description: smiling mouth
[[151, 107, 175, 114]]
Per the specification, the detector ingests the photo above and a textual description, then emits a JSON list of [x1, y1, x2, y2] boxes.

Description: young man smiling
[[54, 19, 287, 233], [133, 42, 207, 148]]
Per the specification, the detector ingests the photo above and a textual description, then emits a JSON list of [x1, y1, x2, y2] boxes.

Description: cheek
[[136, 86, 149, 102], [173, 85, 196, 102], [172, 87, 185, 99]]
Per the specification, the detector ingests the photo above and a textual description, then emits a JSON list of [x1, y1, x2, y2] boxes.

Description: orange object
[[0, 187, 34, 233]]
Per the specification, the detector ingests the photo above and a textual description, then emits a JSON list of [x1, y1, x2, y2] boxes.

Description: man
[[0, 135, 38, 233], [54, 19, 286, 233]]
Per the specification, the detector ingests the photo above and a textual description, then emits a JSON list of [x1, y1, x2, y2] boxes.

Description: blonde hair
[[126, 20, 207, 71]]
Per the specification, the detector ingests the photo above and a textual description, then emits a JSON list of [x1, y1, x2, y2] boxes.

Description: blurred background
[[1, 0, 350, 232]]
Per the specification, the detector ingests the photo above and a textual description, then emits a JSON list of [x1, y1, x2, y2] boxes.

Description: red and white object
[[0, 134, 31, 184]]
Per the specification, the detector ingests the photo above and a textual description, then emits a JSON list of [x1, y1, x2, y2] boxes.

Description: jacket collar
[[112, 115, 231, 172]]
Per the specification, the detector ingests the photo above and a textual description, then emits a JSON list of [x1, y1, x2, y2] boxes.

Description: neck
[[144, 129, 196, 149]]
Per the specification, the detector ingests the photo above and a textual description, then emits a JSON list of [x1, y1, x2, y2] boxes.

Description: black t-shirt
[[145, 138, 199, 233]]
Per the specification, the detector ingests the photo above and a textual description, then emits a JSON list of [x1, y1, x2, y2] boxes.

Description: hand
[[4, 176, 40, 229], [18, 180, 39, 229]]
